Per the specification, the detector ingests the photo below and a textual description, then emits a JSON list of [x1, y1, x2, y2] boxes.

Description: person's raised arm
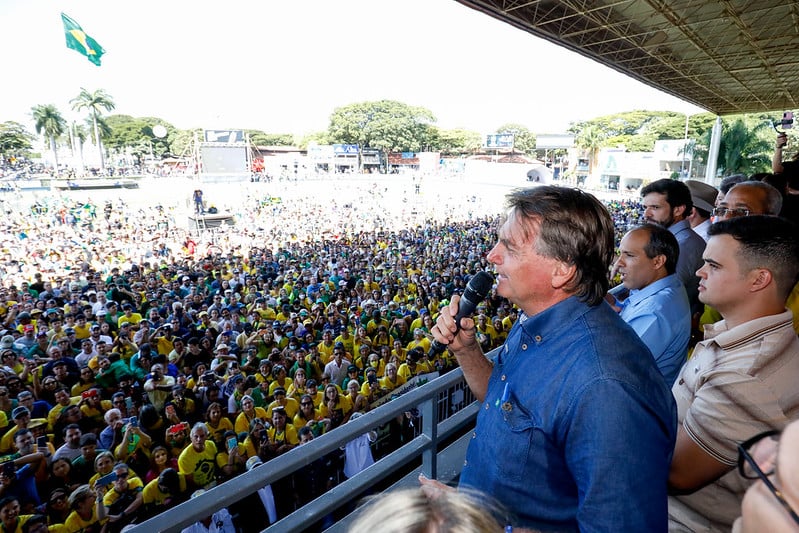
[[773, 132, 788, 174]]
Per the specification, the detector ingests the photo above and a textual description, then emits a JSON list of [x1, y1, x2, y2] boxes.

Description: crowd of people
[[1, 152, 798, 532]]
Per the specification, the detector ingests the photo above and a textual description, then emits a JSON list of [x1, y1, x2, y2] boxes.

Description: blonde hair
[[349, 487, 508, 533]]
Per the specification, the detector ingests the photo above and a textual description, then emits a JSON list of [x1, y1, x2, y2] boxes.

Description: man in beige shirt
[[668, 215, 799, 532]]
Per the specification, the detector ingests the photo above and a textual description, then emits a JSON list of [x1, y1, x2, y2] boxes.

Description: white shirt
[[180, 508, 236, 533]]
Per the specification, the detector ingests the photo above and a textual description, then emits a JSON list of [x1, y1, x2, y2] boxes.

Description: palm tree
[[575, 125, 606, 178], [71, 88, 115, 172], [31, 104, 67, 173]]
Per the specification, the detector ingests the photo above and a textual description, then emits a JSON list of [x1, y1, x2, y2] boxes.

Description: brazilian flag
[[61, 13, 105, 66]]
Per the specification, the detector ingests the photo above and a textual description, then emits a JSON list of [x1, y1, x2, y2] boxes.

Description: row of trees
[[0, 93, 785, 177], [572, 111, 778, 177]]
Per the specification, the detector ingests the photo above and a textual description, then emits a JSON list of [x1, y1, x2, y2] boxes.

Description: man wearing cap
[[25, 331, 45, 361], [87, 324, 112, 350], [0, 337, 18, 361], [684, 180, 719, 242], [323, 344, 351, 387], [12, 326, 36, 354]]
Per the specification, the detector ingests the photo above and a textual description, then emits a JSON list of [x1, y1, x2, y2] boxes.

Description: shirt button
[[485, 403, 490, 410], [521, 344, 528, 350], [679, 378, 685, 385], [463, 460, 468, 466], [501, 375, 506, 381], [534, 335, 542, 342], [472, 432, 476, 439]]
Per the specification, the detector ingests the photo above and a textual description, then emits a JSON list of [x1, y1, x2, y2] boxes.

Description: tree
[[494, 123, 536, 155], [0, 122, 34, 160], [715, 116, 772, 176], [575, 125, 606, 176], [71, 88, 115, 172], [327, 100, 436, 153], [31, 104, 67, 172], [436, 128, 483, 155]]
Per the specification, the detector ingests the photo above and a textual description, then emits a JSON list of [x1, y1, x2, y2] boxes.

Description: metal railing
[[130, 367, 477, 532]]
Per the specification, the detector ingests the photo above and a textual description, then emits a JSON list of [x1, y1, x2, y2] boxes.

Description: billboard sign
[[333, 144, 359, 155], [486, 133, 515, 148], [204, 130, 245, 143]]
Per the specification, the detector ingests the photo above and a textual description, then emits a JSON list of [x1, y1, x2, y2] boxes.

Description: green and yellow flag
[[61, 13, 105, 66]]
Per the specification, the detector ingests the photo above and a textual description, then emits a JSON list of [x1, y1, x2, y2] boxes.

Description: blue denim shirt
[[459, 296, 677, 532]]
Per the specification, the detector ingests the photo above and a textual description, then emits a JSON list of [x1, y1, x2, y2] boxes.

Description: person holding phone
[[217, 431, 245, 482], [102, 463, 143, 531], [143, 364, 175, 413]]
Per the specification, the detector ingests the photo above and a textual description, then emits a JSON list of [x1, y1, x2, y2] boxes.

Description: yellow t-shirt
[[141, 473, 187, 506], [177, 440, 218, 489], [103, 476, 144, 508], [234, 407, 268, 435]]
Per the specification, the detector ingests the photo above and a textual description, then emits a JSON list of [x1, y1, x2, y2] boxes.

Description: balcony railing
[[128, 367, 478, 532]]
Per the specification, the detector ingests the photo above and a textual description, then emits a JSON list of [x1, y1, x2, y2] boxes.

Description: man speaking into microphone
[[423, 186, 677, 532]]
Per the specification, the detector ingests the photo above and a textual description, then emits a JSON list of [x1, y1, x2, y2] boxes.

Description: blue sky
[[1, 0, 704, 136]]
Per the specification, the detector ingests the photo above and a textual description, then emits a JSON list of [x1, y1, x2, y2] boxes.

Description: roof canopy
[[456, 0, 799, 115]]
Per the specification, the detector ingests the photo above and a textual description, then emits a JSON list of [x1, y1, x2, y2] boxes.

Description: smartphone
[[37, 436, 47, 448], [165, 404, 176, 418], [227, 436, 238, 451], [128, 416, 138, 428], [2, 462, 14, 475], [96, 471, 118, 486], [125, 397, 133, 412], [784, 111, 794, 129]]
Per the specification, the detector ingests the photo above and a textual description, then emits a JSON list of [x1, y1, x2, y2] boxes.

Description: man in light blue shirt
[[610, 224, 691, 386]]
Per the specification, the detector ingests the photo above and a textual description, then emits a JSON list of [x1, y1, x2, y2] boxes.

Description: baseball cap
[[11, 406, 29, 420]]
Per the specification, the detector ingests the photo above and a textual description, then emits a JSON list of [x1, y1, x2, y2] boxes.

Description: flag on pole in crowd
[[61, 13, 105, 66]]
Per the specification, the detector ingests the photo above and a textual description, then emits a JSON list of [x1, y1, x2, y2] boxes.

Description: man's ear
[[652, 254, 667, 271], [749, 268, 774, 293], [672, 205, 687, 219], [551, 262, 577, 291]]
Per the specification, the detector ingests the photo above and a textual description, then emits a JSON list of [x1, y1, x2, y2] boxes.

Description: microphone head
[[463, 271, 494, 303]]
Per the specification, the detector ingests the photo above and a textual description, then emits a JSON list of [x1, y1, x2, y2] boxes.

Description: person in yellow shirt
[[265, 407, 299, 457], [379, 363, 406, 392], [405, 329, 431, 354], [265, 388, 299, 420], [234, 396, 268, 435], [101, 463, 143, 527], [178, 423, 218, 490], [140, 468, 188, 517], [397, 349, 433, 382], [318, 384, 353, 430], [64, 484, 108, 533], [203, 403, 233, 450]]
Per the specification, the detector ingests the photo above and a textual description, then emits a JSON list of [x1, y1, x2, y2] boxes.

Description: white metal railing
[[128, 367, 477, 532]]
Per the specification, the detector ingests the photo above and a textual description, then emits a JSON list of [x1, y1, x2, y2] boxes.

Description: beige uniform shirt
[[669, 310, 799, 532]]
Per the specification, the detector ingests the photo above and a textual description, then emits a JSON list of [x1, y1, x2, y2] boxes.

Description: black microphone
[[428, 271, 494, 356]]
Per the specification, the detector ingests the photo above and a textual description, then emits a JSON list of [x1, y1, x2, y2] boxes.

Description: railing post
[[420, 391, 438, 479]]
